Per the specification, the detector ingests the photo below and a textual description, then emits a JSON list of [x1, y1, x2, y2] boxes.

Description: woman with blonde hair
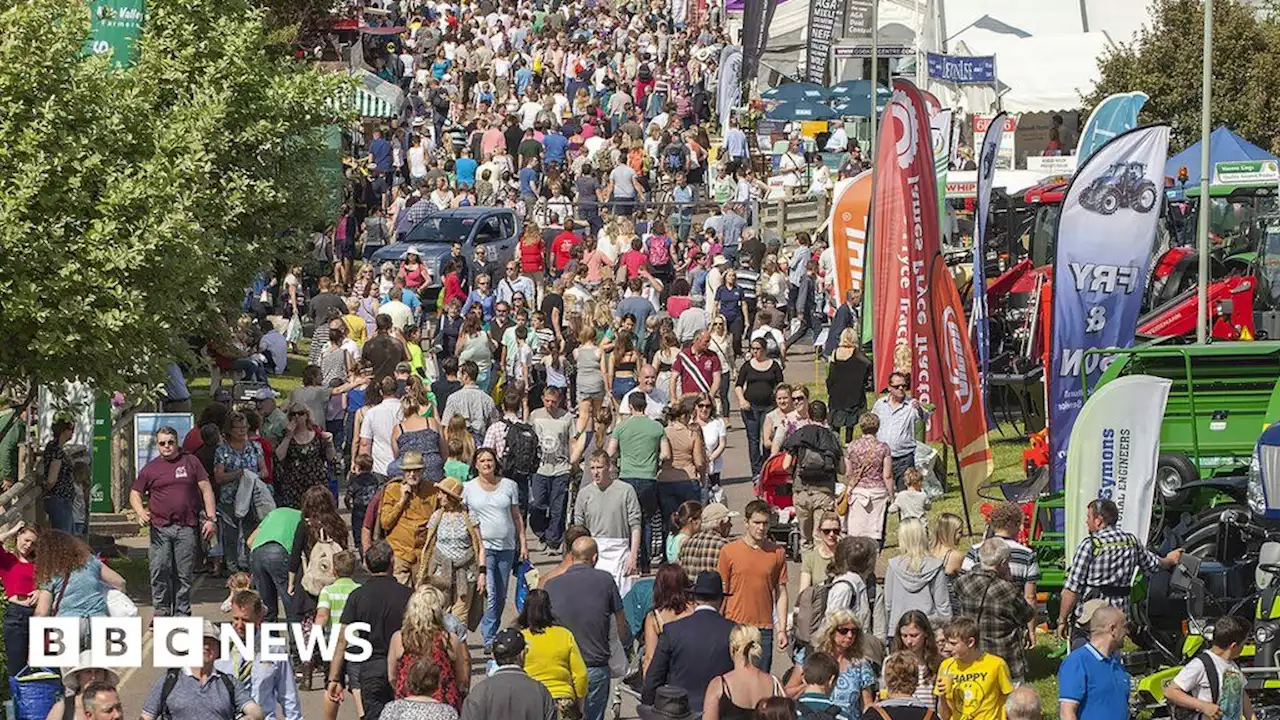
[[573, 324, 608, 440], [879, 518, 952, 636], [702, 625, 784, 720], [929, 512, 967, 606], [784, 611, 876, 716], [707, 314, 735, 420], [840, 412, 893, 542], [388, 379, 445, 480], [826, 328, 872, 441], [387, 585, 470, 710]]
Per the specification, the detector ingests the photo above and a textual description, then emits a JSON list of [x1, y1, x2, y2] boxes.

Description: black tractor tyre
[[1134, 182, 1159, 213], [1156, 452, 1199, 501], [1099, 187, 1122, 215]]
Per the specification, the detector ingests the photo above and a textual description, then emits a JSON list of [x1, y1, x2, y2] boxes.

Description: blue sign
[[1078, 92, 1149, 164], [926, 53, 996, 85], [1048, 125, 1171, 495]]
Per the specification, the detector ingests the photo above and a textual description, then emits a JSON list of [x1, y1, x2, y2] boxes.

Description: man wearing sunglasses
[[130, 426, 217, 618], [873, 372, 931, 490]]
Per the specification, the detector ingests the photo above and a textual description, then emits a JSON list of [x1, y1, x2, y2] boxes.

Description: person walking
[[381, 658, 460, 720], [380, 450, 442, 585], [798, 512, 842, 595], [794, 652, 851, 720], [608, 392, 671, 574], [734, 338, 784, 480], [717, 499, 788, 673], [962, 502, 1041, 646], [465, 447, 527, 648], [780, 400, 843, 550], [388, 585, 470, 710], [421, 477, 484, 625], [288, 486, 350, 689], [574, 450, 642, 592], [823, 290, 862, 360], [441, 361, 500, 446], [40, 419, 77, 533], [642, 571, 736, 710], [546, 536, 632, 720], [519, 589, 589, 718], [1058, 603, 1133, 720], [826, 330, 871, 442], [672, 331, 722, 401], [530, 386, 583, 553], [213, 410, 267, 575], [659, 395, 707, 545], [463, 628, 559, 720], [274, 404, 337, 509], [217, 589, 303, 720], [140, 620, 264, 720], [935, 618, 1013, 720], [700, 625, 785, 720], [784, 611, 875, 718], [879, 519, 952, 640], [130, 425, 216, 618], [677, 502, 736, 583], [841, 413, 894, 543], [952, 539, 1036, 684], [325, 541, 415, 720], [872, 372, 931, 490]]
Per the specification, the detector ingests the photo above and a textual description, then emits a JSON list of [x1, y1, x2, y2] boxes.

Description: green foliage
[[0, 0, 351, 392], [1086, 0, 1280, 153]]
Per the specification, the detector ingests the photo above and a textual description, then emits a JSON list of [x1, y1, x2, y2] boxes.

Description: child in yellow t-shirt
[[935, 618, 1014, 720]]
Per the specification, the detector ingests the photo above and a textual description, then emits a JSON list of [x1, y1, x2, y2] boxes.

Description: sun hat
[[62, 651, 120, 692], [701, 503, 737, 525], [437, 477, 464, 500]]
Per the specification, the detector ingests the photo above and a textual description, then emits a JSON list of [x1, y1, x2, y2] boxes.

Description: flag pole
[[1196, 0, 1213, 343]]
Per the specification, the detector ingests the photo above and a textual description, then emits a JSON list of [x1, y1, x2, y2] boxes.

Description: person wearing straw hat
[[420, 476, 486, 623], [380, 450, 441, 585], [46, 651, 120, 720]]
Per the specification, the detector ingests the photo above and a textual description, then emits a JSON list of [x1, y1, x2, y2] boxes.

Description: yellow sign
[[800, 120, 829, 138]]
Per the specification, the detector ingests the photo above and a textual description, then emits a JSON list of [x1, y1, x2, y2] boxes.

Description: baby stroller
[[755, 452, 802, 561]]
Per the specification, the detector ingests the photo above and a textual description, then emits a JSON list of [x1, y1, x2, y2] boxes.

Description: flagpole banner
[[1049, 125, 1171, 492], [1077, 92, 1149, 165], [973, 111, 1007, 425], [931, 255, 994, 499], [926, 102, 953, 234], [872, 79, 946, 442], [925, 53, 997, 85], [717, 46, 744, 137], [805, 0, 844, 85], [830, 172, 873, 303], [1064, 375, 1171, 564], [741, 0, 776, 81]]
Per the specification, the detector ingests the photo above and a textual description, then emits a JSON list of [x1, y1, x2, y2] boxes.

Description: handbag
[[836, 449, 879, 516], [107, 588, 138, 618]]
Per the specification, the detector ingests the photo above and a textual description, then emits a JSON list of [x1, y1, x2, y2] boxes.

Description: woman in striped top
[[888, 610, 943, 711]]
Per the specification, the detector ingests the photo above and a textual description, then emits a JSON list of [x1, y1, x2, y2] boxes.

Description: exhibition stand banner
[[973, 111, 1007, 425], [1077, 91, 1149, 164]]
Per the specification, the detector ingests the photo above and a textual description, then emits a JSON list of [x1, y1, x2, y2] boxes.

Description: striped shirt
[[961, 536, 1042, 585], [735, 269, 759, 301], [317, 577, 361, 626]]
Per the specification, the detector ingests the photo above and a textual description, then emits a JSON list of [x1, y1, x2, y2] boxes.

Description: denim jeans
[[4, 603, 33, 676], [530, 473, 570, 548], [229, 356, 268, 383], [217, 504, 245, 573], [44, 496, 74, 533], [585, 665, 612, 720], [622, 477, 660, 572], [482, 548, 517, 647], [150, 524, 198, 617], [251, 541, 294, 623], [658, 480, 701, 554], [741, 407, 767, 479], [754, 627, 774, 674]]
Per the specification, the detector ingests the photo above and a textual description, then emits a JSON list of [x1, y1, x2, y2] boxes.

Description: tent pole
[[1197, 0, 1213, 343]]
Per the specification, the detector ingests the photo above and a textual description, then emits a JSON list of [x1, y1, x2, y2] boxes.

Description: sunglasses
[[820, 527, 841, 535], [791, 395, 806, 401], [697, 403, 712, 409], [289, 411, 309, 417], [836, 627, 858, 636], [890, 384, 908, 390], [157, 439, 177, 447]]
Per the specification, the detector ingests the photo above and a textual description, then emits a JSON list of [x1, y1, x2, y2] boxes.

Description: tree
[[1086, 0, 1280, 153], [0, 0, 349, 394]]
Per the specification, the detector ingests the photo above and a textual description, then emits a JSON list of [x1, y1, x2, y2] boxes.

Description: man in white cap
[[47, 651, 120, 720], [255, 386, 286, 448], [141, 620, 264, 720]]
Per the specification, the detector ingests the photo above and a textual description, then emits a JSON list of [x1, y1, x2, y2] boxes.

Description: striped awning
[[330, 68, 406, 119], [354, 85, 397, 117]]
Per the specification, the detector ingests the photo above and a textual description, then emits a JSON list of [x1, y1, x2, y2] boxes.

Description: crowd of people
[[0, 0, 1243, 717]]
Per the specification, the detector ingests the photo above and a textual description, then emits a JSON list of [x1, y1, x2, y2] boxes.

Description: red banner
[[871, 80, 945, 440], [871, 78, 992, 487]]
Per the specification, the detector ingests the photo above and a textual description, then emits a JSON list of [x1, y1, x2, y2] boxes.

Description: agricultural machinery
[[1078, 161, 1161, 215]]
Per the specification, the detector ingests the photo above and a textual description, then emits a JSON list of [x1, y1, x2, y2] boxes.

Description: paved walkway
[[116, 349, 826, 718]]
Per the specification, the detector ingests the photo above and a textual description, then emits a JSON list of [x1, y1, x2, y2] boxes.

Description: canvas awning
[[341, 69, 405, 119]]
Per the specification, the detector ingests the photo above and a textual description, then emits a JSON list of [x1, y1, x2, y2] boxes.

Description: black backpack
[[504, 420, 542, 477], [1170, 651, 1219, 720], [796, 446, 836, 480], [157, 667, 238, 720], [664, 145, 684, 171]]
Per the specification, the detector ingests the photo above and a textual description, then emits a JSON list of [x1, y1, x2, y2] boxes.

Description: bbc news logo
[[30, 618, 373, 668]]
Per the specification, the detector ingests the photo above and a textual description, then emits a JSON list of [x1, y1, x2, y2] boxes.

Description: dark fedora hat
[[691, 570, 731, 599], [638, 686, 695, 720]]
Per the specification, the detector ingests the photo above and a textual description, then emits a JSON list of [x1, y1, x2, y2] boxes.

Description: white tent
[[939, 31, 1113, 113]]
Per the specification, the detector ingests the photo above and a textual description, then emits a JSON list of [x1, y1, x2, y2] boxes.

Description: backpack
[[504, 420, 542, 477], [797, 704, 846, 720], [301, 526, 343, 596], [793, 577, 853, 647], [664, 145, 684, 171], [157, 667, 237, 720], [796, 445, 836, 481], [1170, 651, 1220, 720], [638, 64, 653, 81], [647, 234, 671, 267]]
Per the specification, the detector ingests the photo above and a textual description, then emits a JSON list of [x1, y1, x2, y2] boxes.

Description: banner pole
[[869, 0, 878, 157], [1196, 0, 1213, 343]]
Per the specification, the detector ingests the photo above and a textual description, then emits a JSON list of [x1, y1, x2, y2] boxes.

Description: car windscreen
[[406, 216, 474, 243]]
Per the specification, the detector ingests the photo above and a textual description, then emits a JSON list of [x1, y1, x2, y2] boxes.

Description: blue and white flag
[[972, 111, 1005, 424], [1076, 92, 1148, 164], [1049, 125, 1171, 493]]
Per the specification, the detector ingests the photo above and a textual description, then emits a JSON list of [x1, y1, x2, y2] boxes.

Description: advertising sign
[[925, 53, 996, 85], [1213, 160, 1280, 185], [1064, 375, 1171, 563], [1026, 155, 1079, 175], [846, 0, 873, 37], [805, 0, 844, 85], [85, 0, 146, 68], [1078, 92, 1148, 164], [1048, 125, 1171, 492], [830, 172, 872, 301], [972, 114, 1017, 169], [973, 112, 1008, 427]]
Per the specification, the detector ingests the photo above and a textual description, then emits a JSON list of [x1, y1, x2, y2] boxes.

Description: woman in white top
[[695, 394, 727, 500], [463, 448, 527, 648], [408, 137, 428, 184]]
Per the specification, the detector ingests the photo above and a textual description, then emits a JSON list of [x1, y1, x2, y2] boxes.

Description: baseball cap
[[395, 361, 413, 374], [701, 503, 737, 525], [491, 628, 526, 658], [1076, 599, 1111, 626]]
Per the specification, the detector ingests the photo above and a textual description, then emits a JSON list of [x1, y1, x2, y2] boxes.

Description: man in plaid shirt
[[953, 538, 1036, 682], [676, 502, 736, 583], [1057, 499, 1183, 645]]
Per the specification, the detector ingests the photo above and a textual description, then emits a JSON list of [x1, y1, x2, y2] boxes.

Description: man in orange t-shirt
[[717, 498, 789, 673]]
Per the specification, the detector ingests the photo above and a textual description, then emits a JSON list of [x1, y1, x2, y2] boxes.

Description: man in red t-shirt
[[551, 218, 582, 272], [673, 330, 723, 398], [129, 426, 216, 617]]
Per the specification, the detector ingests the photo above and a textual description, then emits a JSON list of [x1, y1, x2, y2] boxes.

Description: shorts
[[362, 244, 383, 261], [335, 240, 356, 261], [611, 377, 637, 400]]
